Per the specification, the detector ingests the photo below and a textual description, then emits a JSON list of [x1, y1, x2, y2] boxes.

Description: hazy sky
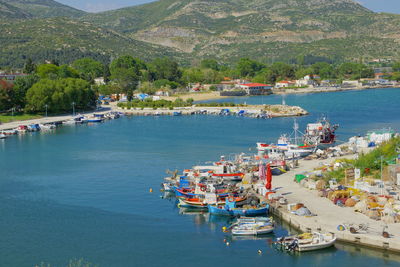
[[57, 0, 400, 13]]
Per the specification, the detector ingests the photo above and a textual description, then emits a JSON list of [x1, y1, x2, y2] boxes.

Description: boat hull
[[208, 204, 269, 217], [297, 238, 336, 252]]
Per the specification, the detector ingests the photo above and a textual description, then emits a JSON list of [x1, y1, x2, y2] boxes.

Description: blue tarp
[[138, 94, 149, 101]]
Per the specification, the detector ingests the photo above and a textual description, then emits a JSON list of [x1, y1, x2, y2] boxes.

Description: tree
[[36, 64, 59, 79], [23, 58, 36, 74], [25, 78, 96, 113], [0, 80, 14, 111], [150, 57, 182, 82], [58, 65, 79, 79], [110, 56, 143, 100], [338, 63, 373, 79], [72, 58, 104, 82], [236, 58, 265, 77], [390, 72, 400, 81], [269, 62, 295, 83], [12, 75, 39, 108], [200, 59, 220, 71], [392, 62, 400, 72]]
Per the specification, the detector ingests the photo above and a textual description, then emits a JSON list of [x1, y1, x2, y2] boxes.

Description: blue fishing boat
[[173, 111, 182, 116], [208, 198, 269, 217]]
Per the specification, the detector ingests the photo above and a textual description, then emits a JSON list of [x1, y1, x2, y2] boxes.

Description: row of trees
[[1, 55, 400, 113]]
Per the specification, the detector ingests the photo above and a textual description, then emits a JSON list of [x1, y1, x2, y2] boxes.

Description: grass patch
[[0, 113, 42, 123]]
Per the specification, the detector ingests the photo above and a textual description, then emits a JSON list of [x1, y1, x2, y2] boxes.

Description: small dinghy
[[275, 232, 336, 252]]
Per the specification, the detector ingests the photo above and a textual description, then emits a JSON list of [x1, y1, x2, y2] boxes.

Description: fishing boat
[[39, 124, 56, 131], [231, 221, 274, 236], [0, 133, 6, 139], [208, 198, 269, 217], [1, 129, 18, 135], [257, 118, 338, 158], [178, 193, 246, 209], [16, 125, 28, 133], [86, 116, 103, 123], [303, 118, 339, 149], [275, 232, 336, 252]]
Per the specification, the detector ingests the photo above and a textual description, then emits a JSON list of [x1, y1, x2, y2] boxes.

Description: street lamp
[[72, 102, 76, 116], [45, 104, 48, 117]]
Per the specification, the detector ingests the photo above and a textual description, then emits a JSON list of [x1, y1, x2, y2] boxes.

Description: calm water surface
[[0, 88, 400, 266]]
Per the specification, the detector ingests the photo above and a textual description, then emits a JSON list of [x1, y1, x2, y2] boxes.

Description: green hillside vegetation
[[0, 17, 183, 68], [0, 0, 86, 19], [0, 1, 32, 19], [1, 0, 400, 67]]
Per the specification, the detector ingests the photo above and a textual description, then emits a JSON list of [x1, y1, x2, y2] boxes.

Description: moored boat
[[208, 198, 269, 217], [231, 221, 274, 236], [0, 133, 6, 139], [275, 232, 336, 252]]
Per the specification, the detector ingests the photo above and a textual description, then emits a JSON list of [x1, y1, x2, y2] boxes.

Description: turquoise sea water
[[0, 88, 400, 267]]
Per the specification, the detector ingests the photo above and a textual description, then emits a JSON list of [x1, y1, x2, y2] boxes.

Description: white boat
[[0, 133, 6, 139], [39, 124, 56, 131], [1, 129, 18, 135], [63, 119, 77, 125], [236, 217, 272, 224], [231, 221, 274, 236], [257, 137, 314, 160], [277, 232, 336, 252]]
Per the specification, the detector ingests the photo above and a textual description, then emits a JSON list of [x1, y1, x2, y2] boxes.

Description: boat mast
[[294, 119, 299, 145]]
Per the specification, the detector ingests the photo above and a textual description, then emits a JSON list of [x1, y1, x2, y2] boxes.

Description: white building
[[275, 81, 296, 88], [295, 75, 319, 87]]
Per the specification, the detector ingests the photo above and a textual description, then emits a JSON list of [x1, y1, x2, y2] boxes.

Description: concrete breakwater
[[120, 105, 308, 118], [0, 104, 308, 131]]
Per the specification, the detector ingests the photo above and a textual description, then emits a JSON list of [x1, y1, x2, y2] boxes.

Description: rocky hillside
[[83, 0, 400, 62]]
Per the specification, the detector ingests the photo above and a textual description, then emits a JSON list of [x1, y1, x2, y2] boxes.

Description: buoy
[[226, 242, 230, 246], [149, 188, 153, 193], [258, 250, 262, 254], [222, 226, 227, 232], [223, 239, 227, 243]]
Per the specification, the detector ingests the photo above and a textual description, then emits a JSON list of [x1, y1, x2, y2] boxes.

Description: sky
[[57, 0, 400, 14]]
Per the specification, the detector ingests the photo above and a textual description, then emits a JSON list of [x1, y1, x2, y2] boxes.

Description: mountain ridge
[[0, 0, 86, 19], [1, 0, 400, 67]]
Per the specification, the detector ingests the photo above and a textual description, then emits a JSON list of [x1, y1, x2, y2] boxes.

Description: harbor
[[160, 114, 400, 254], [0, 104, 308, 133], [1, 88, 400, 266]]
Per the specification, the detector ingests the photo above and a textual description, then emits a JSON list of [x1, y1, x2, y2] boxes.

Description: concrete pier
[[265, 156, 400, 253]]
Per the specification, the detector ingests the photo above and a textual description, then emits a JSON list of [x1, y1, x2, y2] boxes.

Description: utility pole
[[45, 104, 48, 117], [72, 102, 75, 116]]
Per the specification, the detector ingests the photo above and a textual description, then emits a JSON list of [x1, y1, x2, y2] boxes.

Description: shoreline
[[165, 86, 400, 102], [0, 103, 308, 131], [272, 85, 399, 95]]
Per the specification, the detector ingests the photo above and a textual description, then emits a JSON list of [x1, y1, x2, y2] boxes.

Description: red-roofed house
[[238, 83, 273, 95], [275, 80, 296, 88]]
